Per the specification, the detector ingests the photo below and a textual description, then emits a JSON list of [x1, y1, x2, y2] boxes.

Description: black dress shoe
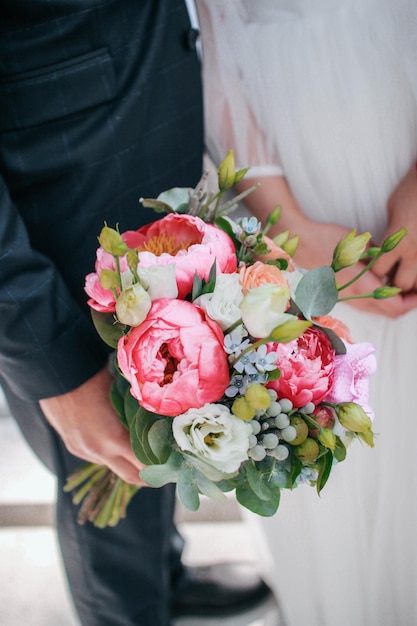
[[171, 562, 272, 618]]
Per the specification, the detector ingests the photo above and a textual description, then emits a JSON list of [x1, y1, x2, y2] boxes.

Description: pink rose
[[267, 327, 335, 408], [323, 341, 377, 419], [117, 299, 230, 416], [125, 213, 237, 298]]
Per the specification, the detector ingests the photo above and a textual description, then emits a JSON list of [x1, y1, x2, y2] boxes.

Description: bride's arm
[[236, 175, 417, 318]]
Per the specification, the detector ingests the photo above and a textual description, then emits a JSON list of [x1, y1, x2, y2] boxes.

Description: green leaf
[[314, 324, 347, 355], [177, 467, 200, 511], [157, 187, 191, 213], [246, 462, 273, 501], [294, 266, 338, 319], [147, 417, 174, 464], [129, 408, 161, 465], [191, 272, 203, 301], [91, 309, 126, 349], [194, 471, 228, 504], [316, 450, 334, 495], [182, 453, 232, 482], [110, 380, 127, 427], [266, 368, 281, 382], [124, 387, 140, 429], [236, 483, 280, 517], [214, 216, 240, 248], [140, 451, 184, 487]]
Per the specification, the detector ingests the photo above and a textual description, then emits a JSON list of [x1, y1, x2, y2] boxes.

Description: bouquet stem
[[64, 463, 140, 528]]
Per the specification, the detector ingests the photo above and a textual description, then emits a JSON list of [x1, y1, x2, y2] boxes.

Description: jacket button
[[184, 28, 200, 51]]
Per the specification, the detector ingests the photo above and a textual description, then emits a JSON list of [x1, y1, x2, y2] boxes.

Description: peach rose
[[239, 261, 290, 296], [313, 315, 353, 343], [255, 236, 295, 271]]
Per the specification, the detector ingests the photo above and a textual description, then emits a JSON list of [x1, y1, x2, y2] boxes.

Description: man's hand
[[373, 164, 417, 293], [40, 366, 146, 485]]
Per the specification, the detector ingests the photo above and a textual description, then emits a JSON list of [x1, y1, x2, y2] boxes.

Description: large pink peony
[[123, 213, 237, 298], [85, 214, 237, 310], [117, 298, 230, 416], [323, 341, 377, 419], [267, 327, 335, 408]]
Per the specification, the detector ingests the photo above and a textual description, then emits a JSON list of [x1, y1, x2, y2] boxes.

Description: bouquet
[[65, 151, 404, 528]]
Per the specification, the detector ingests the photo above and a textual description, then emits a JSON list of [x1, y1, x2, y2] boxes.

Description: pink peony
[[117, 298, 230, 417], [323, 341, 377, 419], [267, 327, 335, 408], [124, 213, 237, 298]]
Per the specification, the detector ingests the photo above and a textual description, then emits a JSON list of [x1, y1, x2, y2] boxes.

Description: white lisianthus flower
[[194, 273, 243, 331], [116, 282, 152, 326], [173, 403, 251, 473], [283, 268, 305, 299], [240, 283, 292, 338], [137, 263, 178, 300]]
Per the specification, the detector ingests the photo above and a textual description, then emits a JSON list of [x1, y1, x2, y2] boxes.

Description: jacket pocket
[[0, 48, 116, 132]]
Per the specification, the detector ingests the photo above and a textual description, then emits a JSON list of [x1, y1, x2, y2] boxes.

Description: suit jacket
[[0, 0, 204, 403]]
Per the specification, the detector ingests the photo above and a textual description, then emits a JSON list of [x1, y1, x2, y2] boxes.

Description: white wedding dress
[[197, 1, 417, 625]]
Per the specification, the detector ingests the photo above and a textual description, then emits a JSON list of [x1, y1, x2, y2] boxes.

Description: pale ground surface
[[0, 390, 285, 626]]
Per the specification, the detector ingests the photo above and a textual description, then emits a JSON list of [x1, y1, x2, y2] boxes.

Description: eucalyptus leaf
[[177, 468, 200, 511], [236, 483, 280, 517], [140, 451, 184, 488], [110, 380, 127, 427], [194, 471, 228, 504], [131, 409, 161, 465], [294, 266, 338, 319], [246, 462, 273, 501], [157, 187, 191, 213], [124, 387, 140, 429], [147, 417, 175, 464], [182, 453, 232, 482], [91, 309, 126, 349]]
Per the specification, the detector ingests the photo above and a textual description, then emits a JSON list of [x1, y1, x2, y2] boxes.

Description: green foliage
[[91, 309, 126, 348], [294, 266, 339, 319]]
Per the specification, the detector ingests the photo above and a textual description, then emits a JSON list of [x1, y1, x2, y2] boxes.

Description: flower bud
[[372, 286, 402, 299], [99, 269, 120, 291], [288, 415, 309, 446], [232, 397, 257, 421], [265, 206, 281, 228], [245, 383, 272, 411], [270, 318, 312, 343], [331, 230, 371, 271], [115, 283, 151, 327], [381, 228, 407, 253], [272, 229, 290, 249], [218, 150, 236, 191], [294, 437, 320, 463], [335, 402, 374, 447], [98, 226, 129, 256], [282, 235, 299, 257], [309, 406, 335, 437], [318, 428, 337, 451]]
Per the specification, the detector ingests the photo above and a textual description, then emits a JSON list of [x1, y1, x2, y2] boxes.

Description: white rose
[[173, 403, 251, 474], [137, 263, 178, 300], [116, 282, 152, 326], [240, 283, 292, 338], [194, 273, 243, 330]]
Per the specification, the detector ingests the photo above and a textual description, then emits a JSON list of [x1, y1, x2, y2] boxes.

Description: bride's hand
[[372, 164, 417, 293], [237, 174, 417, 318], [289, 218, 417, 318]]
